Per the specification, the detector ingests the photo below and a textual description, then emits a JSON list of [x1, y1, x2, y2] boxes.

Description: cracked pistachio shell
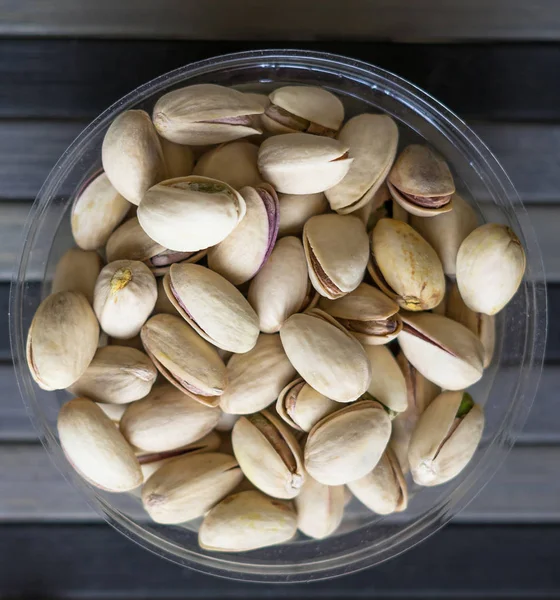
[[409, 391, 484, 486], [398, 311, 484, 390], [153, 84, 264, 145], [456, 223, 526, 315], [163, 263, 259, 353], [326, 114, 399, 214], [199, 490, 297, 552], [97, 402, 127, 425], [26, 291, 99, 390], [142, 452, 243, 524], [280, 309, 372, 403], [369, 218, 445, 311], [58, 397, 142, 492], [93, 260, 157, 339], [258, 133, 353, 194], [364, 345, 408, 415], [277, 192, 329, 237], [71, 172, 130, 250], [219, 333, 296, 414], [159, 137, 194, 178], [347, 448, 407, 515], [232, 410, 305, 499], [102, 110, 167, 205], [52, 248, 103, 304], [120, 382, 220, 452], [303, 213, 369, 300], [295, 477, 345, 539], [141, 314, 227, 407], [304, 400, 391, 485], [68, 345, 156, 404], [207, 184, 279, 285], [319, 282, 402, 345], [388, 144, 455, 217]]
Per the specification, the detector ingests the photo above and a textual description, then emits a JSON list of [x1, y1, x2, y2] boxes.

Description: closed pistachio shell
[[52, 248, 103, 304], [456, 223, 526, 315], [295, 477, 345, 539], [153, 277, 179, 316], [26, 291, 99, 390], [159, 137, 194, 178], [277, 192, 329, 237], [364, 345, 408, 414]]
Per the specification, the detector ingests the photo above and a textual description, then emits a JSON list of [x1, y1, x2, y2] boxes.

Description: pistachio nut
[[456, 223, 526, 315], [303, 213, 369, 299], [277, 192, 329, 237], [369, 218, 445, 311], [93, 260, 157, 339], [398, 311, 484, 390], [215, 411, 240, 432], [153, 84, 264, 145], [199, 490, 297, 552], [153, 277, 179, 316], [163, 263, 259, 353], [219, 333, 296, 414], [364, 345, 408, 415], [141, 314, 227, 407], [388, 144, 455, 217], [231, 410, 305, 499], [295, 477, 345, 539], [304, 400, 391, 485], [280, 309, 372, 403], [101, 109, 167, 205], [138, 176, 246, 252], [325, 114, 399, 214], [408, 390, 484, 486], [58, 397, 142, 492], [319, 282, 402, 345], [258, 133, 353, 194], [207, 184, 279, 285], [96, 402, 127, 425], [26, 291, 99, 390], [159, 136, 194, 178], [142, 452, 243, 524], [52, 248, 103, 304]]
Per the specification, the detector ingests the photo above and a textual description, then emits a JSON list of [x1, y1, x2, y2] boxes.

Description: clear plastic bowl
[[10, 50, 547, 582]]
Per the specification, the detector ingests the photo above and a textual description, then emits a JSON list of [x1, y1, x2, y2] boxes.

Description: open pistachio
[[295, 477, 345, 539], [258, 133, 353, 194], [141, 314, 227, 407], [398, 312, 484, 390], [232, 410, 305, 499], [26, 291, 99, 390], [280, 309, 372, 403], [153, 84, 264, 145], [456, 223, 526, 315], [408, 390, 484, 486], [52, 248, 103, 304], [159, 137, 194, 178], [303, 213, 369, 299], [326, 114, 399, 214], [277, 192, 329, 237], [193, 141, 261, 189], [369, 218, 445, 311], [199, 490, 297, 552], [388, 144, 455, 217], [93, 260, 157, 339], [163, 263, 259, 353], [304, 400, 391, 485], [364, 345, 408, 415]]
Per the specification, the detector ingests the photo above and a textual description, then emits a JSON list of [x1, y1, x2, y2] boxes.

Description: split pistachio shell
[[277, 192, 329, 237], [304, 400, 391, 485], [280, 309, 372, 403], [219, 333, 296, 414], [52, 248, 103, 304], [388, 144, 455, 217], [142, 452, 243, 524], [408, 391, 484, 486], [456, 223, 526, 315], [141, 314, 227, 407], [58, 397, 142, 492], [258, 133, 353, 194], [69, 345, 157, 404], [207, 184, 279, 285], [93, 260, 157, 339], [163, 263, 259, 353], [26, 291, 99, 390], [96, 402, 127, 425], [303, 213, 369, 299], [398, 311, 484, 390], [101, 109, 167, 205], [369, 218, 445, 311], [232, 410, 305, 499], [295, 477, 345, 539], [153, 84, 264, 145], [326, 114, 399, 214], [153, 277, 179, 316], [159, 137, 194, 178], [199, 490, 297, 552], [71, 172, 130, 250], [319, 282, 402, 345], [138, 176, 246, 253], [364, 345, 408, 415]]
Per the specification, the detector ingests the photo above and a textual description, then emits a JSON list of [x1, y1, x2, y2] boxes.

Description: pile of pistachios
[[26, 83, 527, 553]]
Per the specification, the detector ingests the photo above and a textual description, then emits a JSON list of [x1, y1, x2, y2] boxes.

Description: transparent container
[[10, 50, 547, 582]]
